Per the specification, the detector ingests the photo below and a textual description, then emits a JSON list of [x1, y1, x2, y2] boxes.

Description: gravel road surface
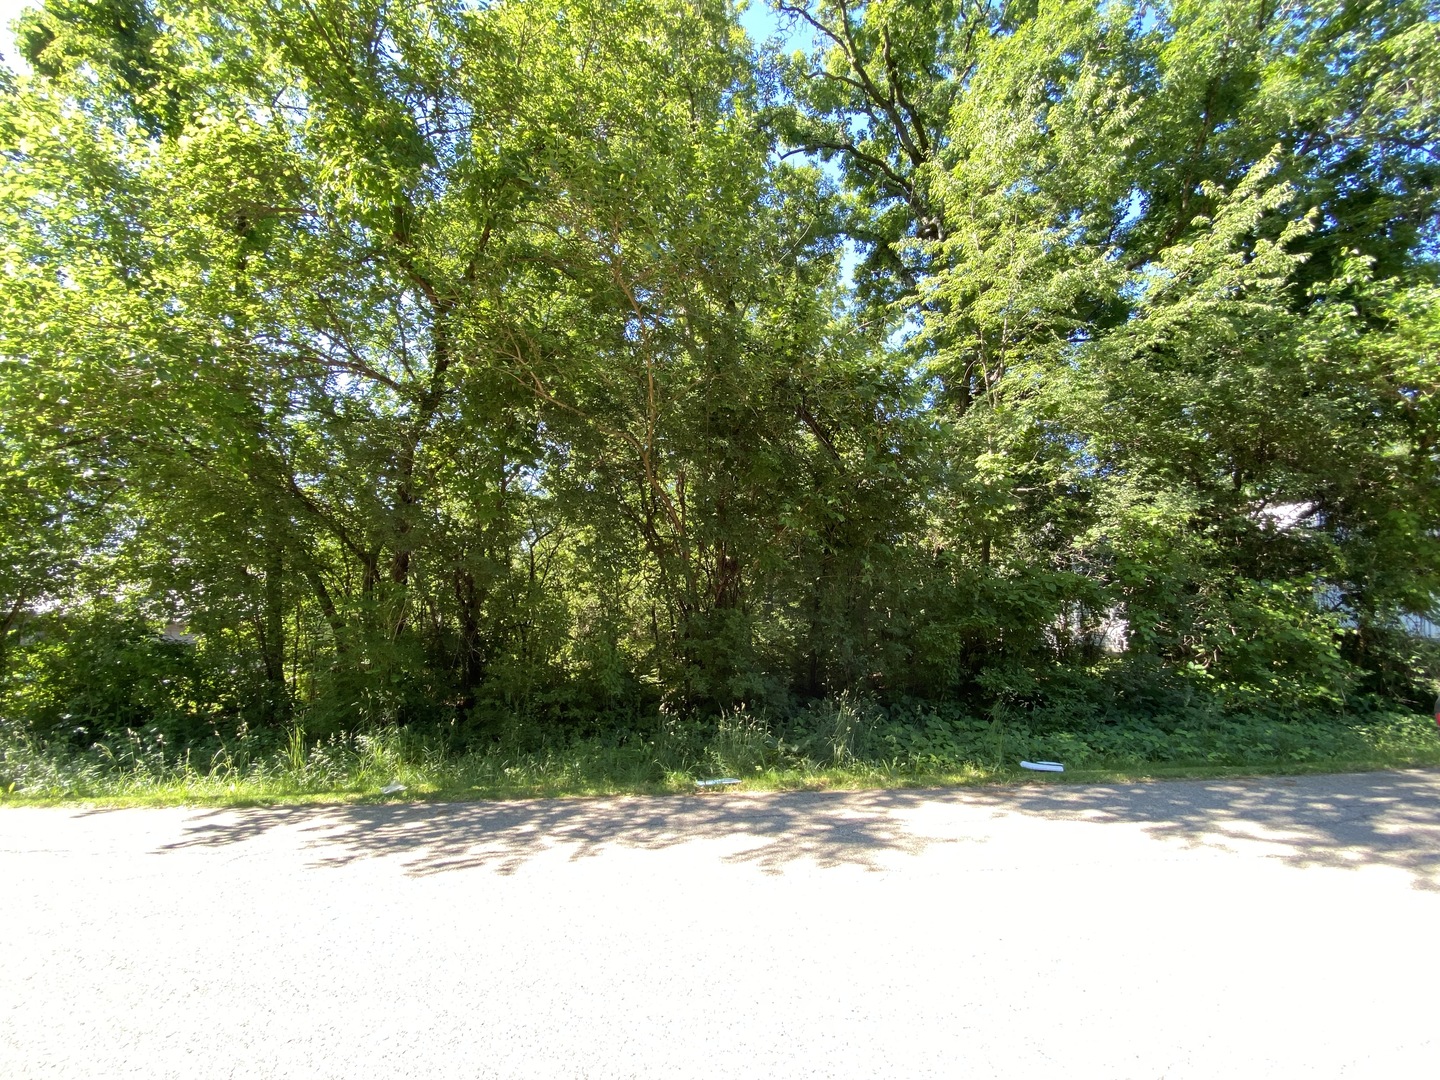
[[4, 770, 1440, 1079]]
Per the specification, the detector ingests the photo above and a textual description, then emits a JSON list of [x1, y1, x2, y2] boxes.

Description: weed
[[2, 703, 1438, 807]]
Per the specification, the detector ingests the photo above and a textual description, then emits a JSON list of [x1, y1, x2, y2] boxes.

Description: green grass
[[3, 706, 1439, 809]]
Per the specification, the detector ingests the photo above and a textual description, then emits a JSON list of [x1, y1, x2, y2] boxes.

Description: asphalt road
[[4, 771, 1439, 1079]]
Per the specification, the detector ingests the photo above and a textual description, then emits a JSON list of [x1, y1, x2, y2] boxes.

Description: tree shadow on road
[[152, 788, 958, 876], [973, 769, 1440, 890], [149, 769, 1440, 887]]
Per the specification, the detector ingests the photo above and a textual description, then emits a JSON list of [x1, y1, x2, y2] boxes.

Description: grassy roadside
[[4, 711, 1440, 809]]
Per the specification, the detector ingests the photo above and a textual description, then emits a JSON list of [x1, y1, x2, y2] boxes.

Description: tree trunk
[[259, 533, 290, 725]]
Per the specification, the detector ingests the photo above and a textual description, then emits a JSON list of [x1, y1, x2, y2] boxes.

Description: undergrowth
[[3, 697, 1439, 806]]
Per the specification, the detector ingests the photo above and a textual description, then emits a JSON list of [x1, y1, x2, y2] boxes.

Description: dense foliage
[[2, 0, 1436, 768]]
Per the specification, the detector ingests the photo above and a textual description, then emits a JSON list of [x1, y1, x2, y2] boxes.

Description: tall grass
[[3, 702, 1439, 806]]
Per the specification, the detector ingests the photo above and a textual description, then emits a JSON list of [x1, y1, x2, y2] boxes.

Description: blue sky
[[738, 1, 782, 44], [738, 1, 811, 51], [0, 0, 27, 72]]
